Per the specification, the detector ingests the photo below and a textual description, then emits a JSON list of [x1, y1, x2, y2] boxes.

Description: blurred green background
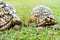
[[0, 0, 60, 40]]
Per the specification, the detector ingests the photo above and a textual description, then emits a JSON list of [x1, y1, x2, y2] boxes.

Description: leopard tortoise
[[0, 1, 22, 31], [28, 5, 57, 27]]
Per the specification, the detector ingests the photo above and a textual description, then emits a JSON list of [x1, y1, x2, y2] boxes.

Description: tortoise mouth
[[0, 14, 13, 28]]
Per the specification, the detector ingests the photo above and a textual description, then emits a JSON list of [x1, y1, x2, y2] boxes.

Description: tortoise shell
[[0, 7, 13, 27], [29, 5, 56, 26]]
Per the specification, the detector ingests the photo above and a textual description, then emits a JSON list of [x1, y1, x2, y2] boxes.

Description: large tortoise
[[28, 5, 57, 27], [0, 1, 22, 31]]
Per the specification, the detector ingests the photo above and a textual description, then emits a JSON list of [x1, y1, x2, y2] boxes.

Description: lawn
[[0, 0, 60, 40]]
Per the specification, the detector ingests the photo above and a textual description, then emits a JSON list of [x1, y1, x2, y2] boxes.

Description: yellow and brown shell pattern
[[0, 7, 13, 27]]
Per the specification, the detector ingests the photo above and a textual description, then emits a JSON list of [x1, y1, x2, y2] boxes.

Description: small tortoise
[[0, 1, 21, 31], [28, 5, 56, 27]]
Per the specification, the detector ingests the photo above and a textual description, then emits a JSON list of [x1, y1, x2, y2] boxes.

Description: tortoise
[[0, 1, 22, 31], [27, 5, 57, 27]]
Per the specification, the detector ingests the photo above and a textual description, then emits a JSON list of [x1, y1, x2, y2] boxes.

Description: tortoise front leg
[[12, 14, 22, 30], [13, 25, 20, 30], [12, 17, 21, 30]]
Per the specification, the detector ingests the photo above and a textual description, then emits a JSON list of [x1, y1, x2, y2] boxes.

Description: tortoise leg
[[12, 14, 21, 30], [36, 27, 44, 31], [14, 25, 20, 30]]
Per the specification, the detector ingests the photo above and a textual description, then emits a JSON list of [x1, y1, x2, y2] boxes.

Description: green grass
[[0, 0, 60, 40]]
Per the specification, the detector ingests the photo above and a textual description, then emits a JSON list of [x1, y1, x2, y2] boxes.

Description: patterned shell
[[0, 7, 13, 27], [31, 5, 55, 23]]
